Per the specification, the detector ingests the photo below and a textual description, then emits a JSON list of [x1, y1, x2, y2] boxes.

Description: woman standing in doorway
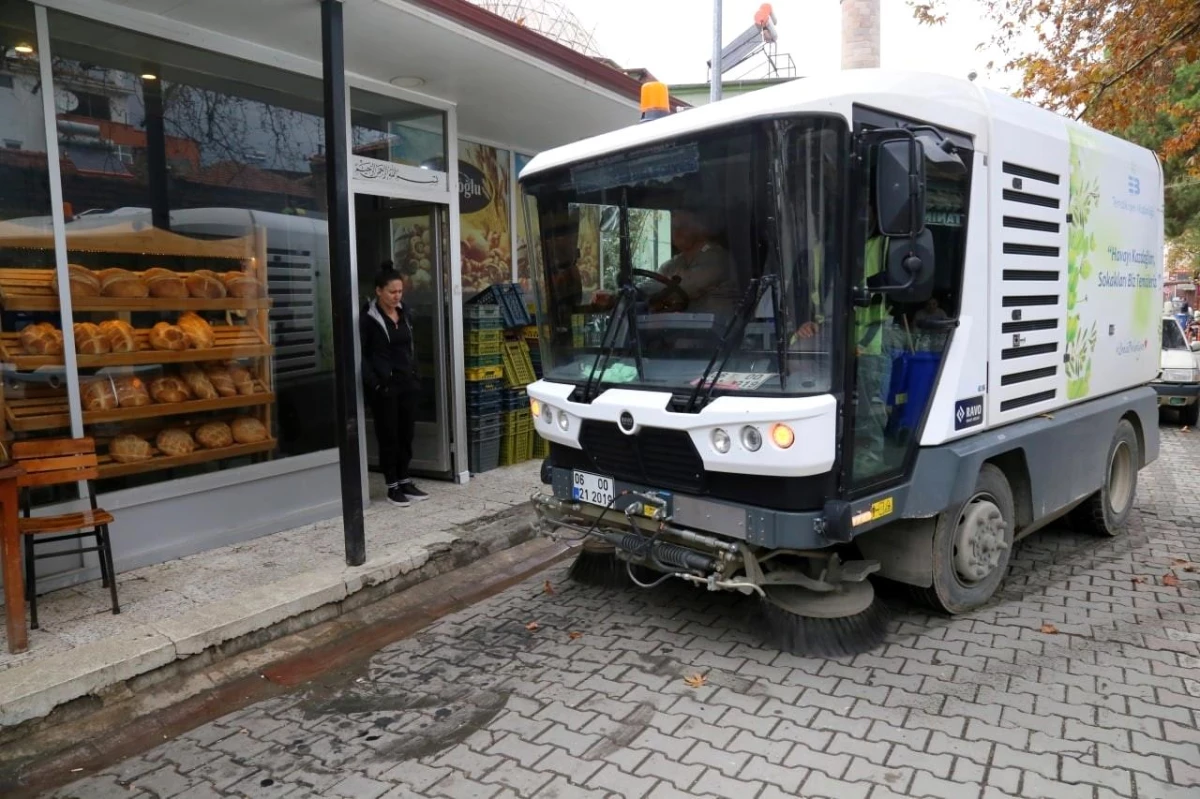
[[361, 263, 428, 507]]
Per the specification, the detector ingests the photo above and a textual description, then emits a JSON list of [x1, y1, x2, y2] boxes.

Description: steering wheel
[[632, 268, 690, 312]]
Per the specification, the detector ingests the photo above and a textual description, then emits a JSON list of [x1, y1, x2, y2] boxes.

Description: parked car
[[1155, 314, 1200, 426]]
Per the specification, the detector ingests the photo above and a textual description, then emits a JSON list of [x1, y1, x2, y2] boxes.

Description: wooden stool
[[13, 438, 118, 629]]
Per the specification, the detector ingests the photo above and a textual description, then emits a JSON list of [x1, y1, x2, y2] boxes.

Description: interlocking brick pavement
[[48, 426, 1200, 798]]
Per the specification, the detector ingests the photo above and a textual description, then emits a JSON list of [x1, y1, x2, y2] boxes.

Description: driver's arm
[[671, 247, 729, 301]]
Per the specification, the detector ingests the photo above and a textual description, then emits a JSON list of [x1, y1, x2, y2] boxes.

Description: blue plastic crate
[[466, 283, 532, 329], [467, 394, 503, 415]]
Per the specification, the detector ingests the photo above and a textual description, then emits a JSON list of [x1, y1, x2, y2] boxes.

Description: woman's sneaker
[[399, 480, 429, 501], [386, 485, 411, 507]]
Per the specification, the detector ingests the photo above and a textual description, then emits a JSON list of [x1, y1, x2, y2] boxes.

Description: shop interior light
[[771, 423, 795, 449], [389, 76, 425, 88], [141, 73, 158, 81], [14, 43, 34, 54]]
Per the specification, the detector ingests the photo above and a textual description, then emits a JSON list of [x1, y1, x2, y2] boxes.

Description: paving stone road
[[52, 425, 1200, 799]]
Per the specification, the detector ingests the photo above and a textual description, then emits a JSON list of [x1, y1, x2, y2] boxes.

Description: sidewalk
[[0, 462, 543, 731]]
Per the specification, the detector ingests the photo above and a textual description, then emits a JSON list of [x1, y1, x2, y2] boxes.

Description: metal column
[[320, 0, 366, 566], [710, 0, 723, 103]]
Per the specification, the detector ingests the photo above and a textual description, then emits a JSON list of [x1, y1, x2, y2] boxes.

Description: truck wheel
[[1072, 419, 1139, 537], [1182, 400, 1200, 428], [919, 464, 1014, 615]]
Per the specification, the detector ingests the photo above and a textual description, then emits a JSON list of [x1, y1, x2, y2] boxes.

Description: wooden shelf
[[97, 438, 277, 479], [0, 220, 257, 259], [5, 392, 276, 433], [0, 269, 269, 312], [0, 326, 272, 370]]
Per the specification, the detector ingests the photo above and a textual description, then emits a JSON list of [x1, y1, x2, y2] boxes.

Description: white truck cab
[[518, 69, 1164, 654], [1155, 314, 1200, 425]]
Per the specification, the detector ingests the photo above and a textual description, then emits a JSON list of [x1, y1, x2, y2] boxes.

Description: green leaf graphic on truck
[[1066, 131, 1099, 400]]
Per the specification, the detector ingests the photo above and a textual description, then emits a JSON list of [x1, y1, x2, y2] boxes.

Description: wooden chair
[[12, 437, 118, 629]]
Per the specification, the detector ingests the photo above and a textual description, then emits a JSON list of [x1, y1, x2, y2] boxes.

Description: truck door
[[846, 108, 974, 493]]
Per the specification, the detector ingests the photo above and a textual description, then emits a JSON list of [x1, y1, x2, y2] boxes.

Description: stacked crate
[[465, 304, 504, 473]]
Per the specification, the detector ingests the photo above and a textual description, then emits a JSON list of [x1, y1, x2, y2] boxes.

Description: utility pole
[[710, 0, 723, 102]]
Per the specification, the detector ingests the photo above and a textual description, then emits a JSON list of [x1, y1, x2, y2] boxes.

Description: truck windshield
[[522, 117, 844, 401]]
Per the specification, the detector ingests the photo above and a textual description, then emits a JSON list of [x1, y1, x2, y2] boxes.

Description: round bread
[[203, 364, 237, 397], [231, 416, 268, 444], [149, 376, 192, 404], [72, 322, 111, 356], [185, 270, 227, 299], [113, 376, 151, 407], [222, 271, 261, 298], [149, 322, 188, 351], [51, 264, 101, 299], [82, 378, 118, 411], [144, 268, 189, 299], [98, 319, 137, 353], [155, 428, 195, 457], [180, 364, 219, 400], [177, 311, 215, 349], [225, 361, 255, 395], [109, 434, 154, 463], [19, 322, 63, 356], [194, 421, 233, 449], [99, 268, 149, 299]]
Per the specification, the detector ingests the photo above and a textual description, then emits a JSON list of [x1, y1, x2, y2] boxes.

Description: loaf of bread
[[203, 364, 237, 397], [180, 363, 219, 400], [72, 322, 111, 355], [149, 376, 192, 404], [155, 428, 195, 457], [50, 264, 102, 299], [114, 376, 151, 407], [98, 319, 137, 353], [144, 268, 189, 299], [99, 268, 149, 299], [222, 271, 260, 298], [110, 434, 154, 463], [185, 270, 227, 299], [194, 421, 233, 449], [177, 312, 215, 349], [225, 361, 255, 395], [82, 378, 118, 411], [149, 321, 188, 351], [19, 322, 64, 356], [231, 416, 268, 444]]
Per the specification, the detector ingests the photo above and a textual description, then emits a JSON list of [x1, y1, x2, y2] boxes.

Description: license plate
[[572, 470, 614, 508], [1170, 397, 1187, 406]]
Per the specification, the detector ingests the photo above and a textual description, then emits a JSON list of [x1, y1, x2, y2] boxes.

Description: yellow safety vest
[[856, 236, 890, 354]]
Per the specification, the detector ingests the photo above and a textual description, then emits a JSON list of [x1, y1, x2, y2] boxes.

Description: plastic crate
[[501, 340, 536, 387], [468, 328, 503, 345], [501, 428, 533, 465], [533, 434, 550, 459], [466, 364, 504, 381], [501, 388, 528, 410], [466, 378, 504, 396], [466, 340, 501, 357], [467, 394, 503, 415], [465, 304, 502, 321], [503, 408, 532, 435], [467, 283, 533, 329], [466, 353, 502, 368], [468, 412, 502, 434], [468, 432, 502, 473], [521, 325, 539, 340]]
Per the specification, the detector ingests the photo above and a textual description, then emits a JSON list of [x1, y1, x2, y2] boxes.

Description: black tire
[[1071, 419, 1139, 537], [918, 463, 1015, 615], [1181, 400, 1200, 428]]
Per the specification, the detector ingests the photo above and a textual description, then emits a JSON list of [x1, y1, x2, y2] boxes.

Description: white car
[[1155, 314, 1200, 425]]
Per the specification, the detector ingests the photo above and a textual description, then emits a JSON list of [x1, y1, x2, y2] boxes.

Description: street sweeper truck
[[518, 69, 1164, 655]]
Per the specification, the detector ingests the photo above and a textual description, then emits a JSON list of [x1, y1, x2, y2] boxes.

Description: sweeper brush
[[759, 581, 890, 657], [566, 540, 632, 588]]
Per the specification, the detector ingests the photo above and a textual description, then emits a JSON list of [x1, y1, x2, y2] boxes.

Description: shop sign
[[351, 155, 446, 196]]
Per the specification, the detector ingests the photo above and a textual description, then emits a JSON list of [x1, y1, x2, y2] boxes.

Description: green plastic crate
[[501, 340, 536, 387], [501, 428, 533, 465], [502, 408, 532, 435]]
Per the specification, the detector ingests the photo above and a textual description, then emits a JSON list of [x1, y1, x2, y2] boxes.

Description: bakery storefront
[[0, 0, 646, 590]]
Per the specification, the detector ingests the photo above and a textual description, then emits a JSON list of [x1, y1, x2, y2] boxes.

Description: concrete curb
[[0, 504, 536, 731]]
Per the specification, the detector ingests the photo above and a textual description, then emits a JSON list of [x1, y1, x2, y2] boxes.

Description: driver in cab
[[649, 210, 735, 314]]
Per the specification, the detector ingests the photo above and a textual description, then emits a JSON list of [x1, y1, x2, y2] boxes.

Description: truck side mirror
[[876, 138, 926, 238], [867, 228, 936, 303]]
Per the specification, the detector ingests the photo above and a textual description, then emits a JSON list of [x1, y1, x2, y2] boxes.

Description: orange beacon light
[[640, 81, 670, 122]]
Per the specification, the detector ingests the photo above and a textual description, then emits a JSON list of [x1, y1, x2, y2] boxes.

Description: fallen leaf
[[543, 580, 555, 595], [1040, 623, 1059, 634], [525, 621, 540, 631], [1173, 558, 1189, 567], [568, 631, 583, 640], [1186, 564, 1197, 573], [683, 673, 707, 688], [1163, 573, 1181, 587], [1183, 426, 1191, 433], [1131, 576, 1147, 584]]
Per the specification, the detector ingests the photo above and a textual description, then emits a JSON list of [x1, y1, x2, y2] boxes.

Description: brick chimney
[[841, 0, 880, 70]]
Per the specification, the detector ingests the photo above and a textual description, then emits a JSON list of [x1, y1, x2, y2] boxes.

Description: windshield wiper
[[685, 275, 774, 413]]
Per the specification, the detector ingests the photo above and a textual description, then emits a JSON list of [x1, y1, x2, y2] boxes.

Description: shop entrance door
[[355, 194, 453, 478]]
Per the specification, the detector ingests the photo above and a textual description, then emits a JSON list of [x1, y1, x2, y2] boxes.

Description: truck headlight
[[771, 423, 795, 449], [530, 398, 542, 418], [711, 428, 731, 454], [557, 409, 569, 431], [741, 425, 763, 452], [1163, 369, 1199, 382]]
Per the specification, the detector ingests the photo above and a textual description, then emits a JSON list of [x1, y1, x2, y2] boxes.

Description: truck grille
[[577, 421, 706, 493]]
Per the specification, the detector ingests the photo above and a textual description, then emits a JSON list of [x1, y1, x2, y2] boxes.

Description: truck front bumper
[[1154, 383, 1200, 404]]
